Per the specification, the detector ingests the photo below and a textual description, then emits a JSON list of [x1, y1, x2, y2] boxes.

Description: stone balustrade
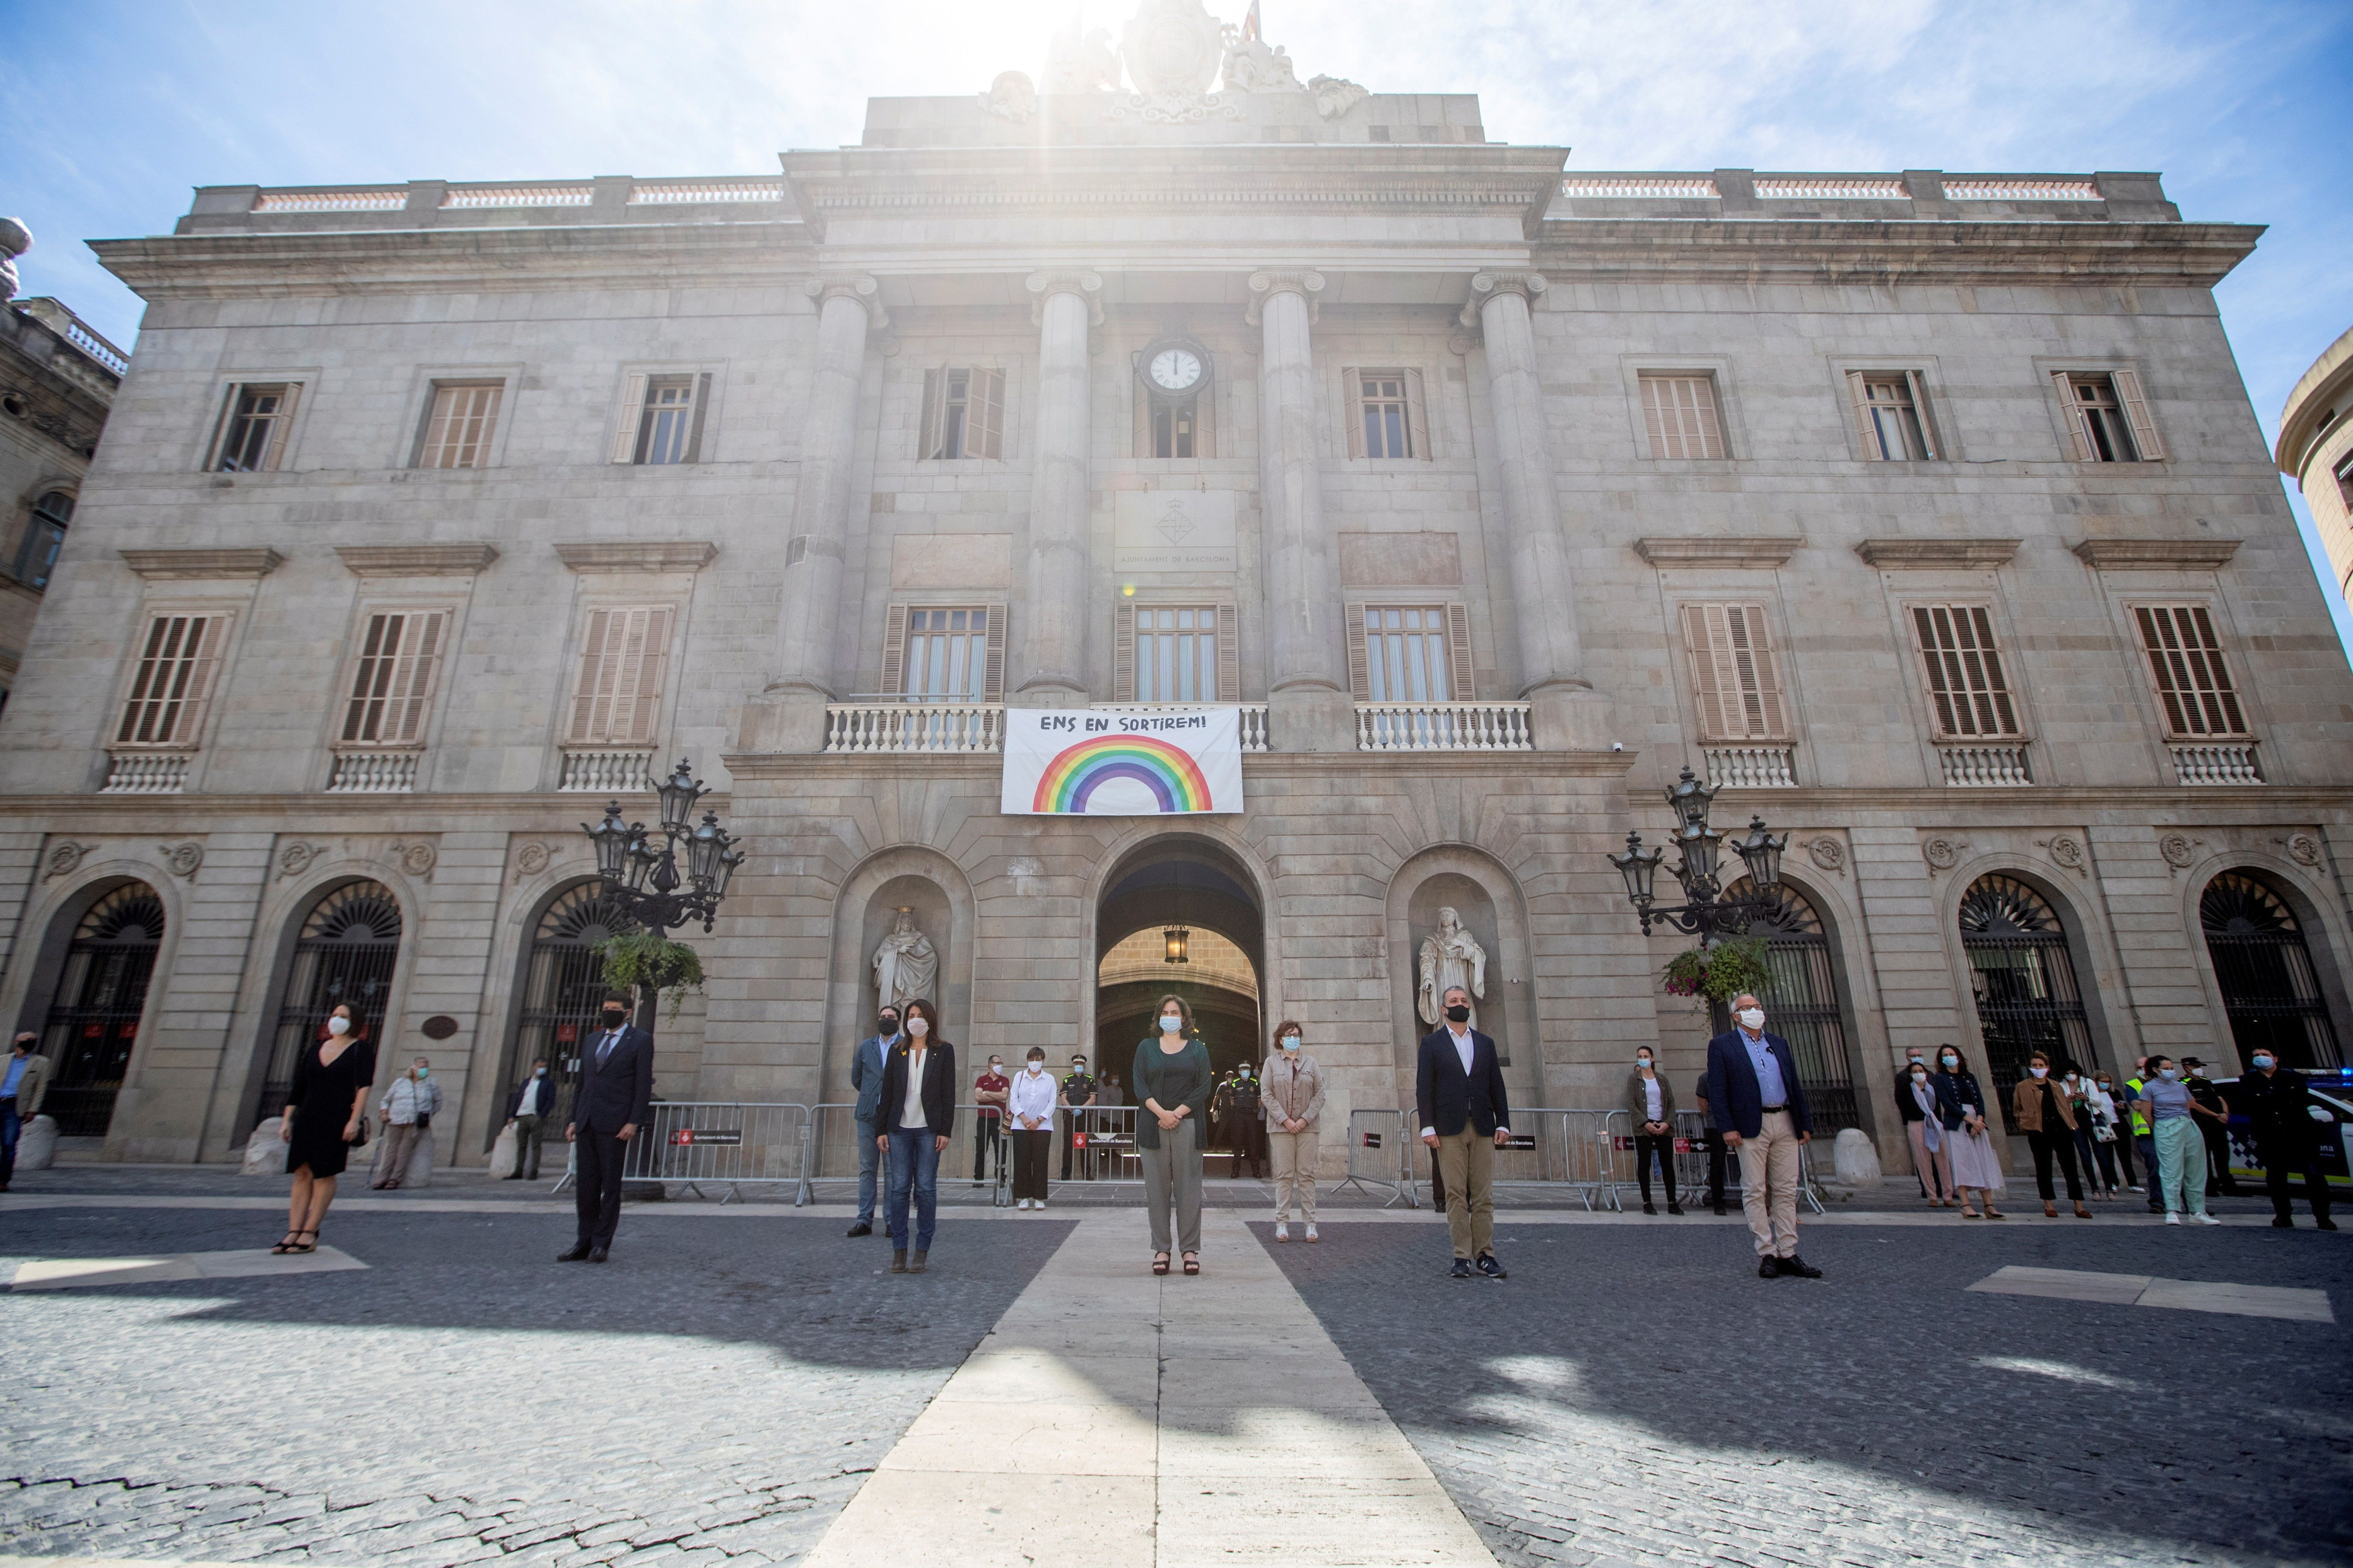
[[1702, 745, 1797, 788], [558, 749, 655, 793], [1355, 702, 1534, 752], [2171, 742, 2263, 785], [100, 752, 189, 795], [326, 749, 419, 793], [820, 703, 1270, 755], [1935, 743, 2034, 786]]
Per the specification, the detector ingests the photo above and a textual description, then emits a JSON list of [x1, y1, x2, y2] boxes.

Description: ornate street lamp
[[1606, 766, 1789, 940], [580, 758, 744, 938]]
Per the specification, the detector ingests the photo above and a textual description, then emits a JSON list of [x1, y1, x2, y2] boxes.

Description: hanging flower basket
[[594, 929, 706, 1020], [1661, 936, 1771, 1009]]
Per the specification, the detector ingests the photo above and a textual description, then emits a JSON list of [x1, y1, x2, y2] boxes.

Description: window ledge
[[102, 750, 192, 794], [326, 749, 421, 793], [2169, 740, 2261, 785], [1932, 740, 2033, 786]]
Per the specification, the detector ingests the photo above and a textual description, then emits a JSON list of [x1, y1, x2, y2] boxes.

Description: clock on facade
[[1139, 336, 1210, 401]]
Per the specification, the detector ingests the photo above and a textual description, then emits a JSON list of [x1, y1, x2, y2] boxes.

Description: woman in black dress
[[274, 1003, 374, 1253]]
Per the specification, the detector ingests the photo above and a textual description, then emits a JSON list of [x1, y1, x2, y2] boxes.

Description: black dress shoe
[[1642, 1201, 1657, 1215], [1476, 1254, 1507, 1279], [1667, 1201, 1685, 1216], [1757, 1256, 1781, 1279], [1449, 1257, 1472, 1279], [588, 1246, 609, 1263], [846, 1221, 872, 1237], [556, 1243, 592, 1262], [1778, 1255, 1823, 1279], [1712, 1200, 1727, 1216], [2273, 1216, 2295, 1229], [2318, 1216, 2338, 1231]]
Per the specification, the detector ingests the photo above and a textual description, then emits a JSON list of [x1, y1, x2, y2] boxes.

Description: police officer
[[2239, 1050, 2337, 1229], [1059, 1053, 1096, 1181]]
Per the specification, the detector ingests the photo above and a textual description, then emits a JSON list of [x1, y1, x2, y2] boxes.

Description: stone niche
[[860, 874, 956, 1019]]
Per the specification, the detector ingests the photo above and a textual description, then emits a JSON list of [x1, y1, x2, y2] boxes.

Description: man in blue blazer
[[560, 992, 654, 1263], [1417, 985, 1512, 1279], [1704, 992, 1822, 1280], [845, 1004, 901, 1237]]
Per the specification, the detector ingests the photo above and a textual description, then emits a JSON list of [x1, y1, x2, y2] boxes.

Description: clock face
[[1148, 347, 1203, 393]]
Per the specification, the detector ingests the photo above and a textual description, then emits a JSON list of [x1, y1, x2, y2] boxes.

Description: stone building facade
[[2278, 324, 2353, 614], [4, 8, 2349, 1170]]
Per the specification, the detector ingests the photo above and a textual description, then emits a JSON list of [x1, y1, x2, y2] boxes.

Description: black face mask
[[879, 1017, 899, 1036], [601, 1010, 626, 1028], [1445, 1005, 1471, 1024]]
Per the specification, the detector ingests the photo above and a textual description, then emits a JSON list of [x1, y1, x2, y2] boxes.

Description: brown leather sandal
[[1152, 1253, 1171, 1275], [1182, 1253, 1200, 1275]]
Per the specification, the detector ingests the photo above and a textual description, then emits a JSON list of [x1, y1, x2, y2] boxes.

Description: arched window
[[16, 489, 71, 589], [511, 882, 635, 1131], [2201, 872, 2343, 1069], [259, 880, 402, 1118], [1724, 878, 1858, 1129], [37, 882, 165, 1136], [1958, 875, 2094, 1119]]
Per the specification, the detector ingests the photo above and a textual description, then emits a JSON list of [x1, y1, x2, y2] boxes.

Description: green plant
[[593, 929, 706, 1020], [1660, 936, 1772, 1009]]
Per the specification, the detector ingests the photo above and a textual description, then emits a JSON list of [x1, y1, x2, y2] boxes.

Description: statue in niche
[[979, 71, 1038, 123], [1045, 22, 1122, 94], [1415, 906, 1488, 1029], [871, 908, 939, 1013]]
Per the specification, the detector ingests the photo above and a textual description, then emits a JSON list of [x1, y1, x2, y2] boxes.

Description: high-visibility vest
[[2125, 1077, 2152, 1135]]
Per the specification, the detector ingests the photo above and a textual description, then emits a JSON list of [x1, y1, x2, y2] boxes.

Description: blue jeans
[[855, 1117, 880, 1223], [886, 1127, 941, 1251], [0, 1099, 19, 1186]]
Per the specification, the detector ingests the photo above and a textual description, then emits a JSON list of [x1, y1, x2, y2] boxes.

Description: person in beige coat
[[1261, 1020, 1325, 1242], [1, 1033, 53, 1191]]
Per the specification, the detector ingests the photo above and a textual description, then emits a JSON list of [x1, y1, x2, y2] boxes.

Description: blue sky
[[6, 0, 2350, 655]]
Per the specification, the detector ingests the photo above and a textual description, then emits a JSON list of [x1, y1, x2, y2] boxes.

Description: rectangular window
[[1344, 367, 1429, 459], [114, 614, 225, 747], [1639, 373, 1728, 459], [920, 368, 1005, 459], [2054, 370, 2164, 463], [2332, 449, 2352, 512], [1347, 604, 1474, 703], [2134, 605, 2248, 738], [15, 491, 71, 589], [1912, 605, 2020, 738], [415, 382, 504, 469], [1680, 603, 1788, 740], [883, 605, 1001, 701], [1849, 372, 1935, 461], [626, 375, 707, 465], [1152, 398, 1197, 459], [212, 383, 299, 472], [567, 606, 675, 744], [339, 610, 448, 745], [1133, 606, 1218, 702]]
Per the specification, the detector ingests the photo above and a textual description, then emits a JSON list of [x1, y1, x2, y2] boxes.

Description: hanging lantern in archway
[[1164, 924, 1190, 964]]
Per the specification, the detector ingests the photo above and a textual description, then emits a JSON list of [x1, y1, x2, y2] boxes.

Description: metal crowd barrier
[[1658, 1107, 1826, 1216], [1332, 1107, 1417, 1207], [801, 1102, 1142, 1206], [551, 1101, 811, 1201], [1482, 1108, 1624, 1210]]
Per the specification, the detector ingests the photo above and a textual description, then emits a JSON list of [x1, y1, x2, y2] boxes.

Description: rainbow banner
[[1001, 708, 1244, 816]]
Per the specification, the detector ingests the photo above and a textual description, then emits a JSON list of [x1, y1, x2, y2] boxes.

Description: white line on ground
[[1967, 1265, 2336, 1322], [8, 1245, 367, 1290]]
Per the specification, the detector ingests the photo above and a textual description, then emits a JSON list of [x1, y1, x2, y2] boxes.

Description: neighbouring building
[[2, 2, 2348, 1173], [2277, 325, 2353, 615]]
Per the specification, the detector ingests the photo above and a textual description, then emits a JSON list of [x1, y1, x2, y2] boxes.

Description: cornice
[[335, 543, 500, 576], [2071, 536, 2242, 571], [1634, 535, 1804, 570], [119, 547, 283, 579], [552, 540, 719, 573], [1855, 538, 2022, 570]]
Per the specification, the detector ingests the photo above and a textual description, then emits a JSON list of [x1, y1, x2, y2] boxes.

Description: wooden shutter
[[1194, 385, 1216, 458], [1216, 602, 1239, 701], [341, 610, 446, 744], [116, 613, 225, 746], [263, 383, 301, 471], [972, 369, 1005, 459], [684, 372, 711, 463], [2135, 605, 2245, 736], [2112, 368, 2164, 461], [1114, 600, 1136, 700], [569, 606, 674, 743], [1682, 603, 1787, 740], [610, 373, 648, 463], [2052, 372, 2094, 462], [204, 385, 239, 470], [878, 603, 911, 695], [1846, 372, 1877, 458], [981, 601, 1007, 700], [1343, 602, 1371, 700], [1405, 369, 1431, 460], [1641, 376, 1671, 457], [918, 371, 942, 459], [1444, 602, 1474, 701], [1132, 380, 1153, 458], [1342, 366, 1365, 458], [1905, 370, 1941, 459]]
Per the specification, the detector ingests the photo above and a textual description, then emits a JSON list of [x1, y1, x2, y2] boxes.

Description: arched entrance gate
[[1094, 840, 1265, 1089]]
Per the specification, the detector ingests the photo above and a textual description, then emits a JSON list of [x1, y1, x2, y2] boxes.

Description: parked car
[[2216, 1067, 2353, 1187]]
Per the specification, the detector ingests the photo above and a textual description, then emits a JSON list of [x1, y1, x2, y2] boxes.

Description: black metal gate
[[2201, 871, 2343, 1070], [1719, 878, 1858, 1129], [38, 883, 165, 1137], [259, 880, 402, 1119], [511, 881, 635, 1134], [1959, 875, 2094, 1126]]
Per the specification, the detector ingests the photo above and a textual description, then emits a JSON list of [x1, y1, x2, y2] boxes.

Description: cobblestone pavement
[[0, 1204, 1068, 1566], [1262, 1217, 2353, 1567]]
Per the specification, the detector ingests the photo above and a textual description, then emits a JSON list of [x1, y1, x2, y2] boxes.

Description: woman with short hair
[[1261, 1020, 1325, 1242], [1008, 1045, 1058, 1210], [1135, 994, 1212, 1276]]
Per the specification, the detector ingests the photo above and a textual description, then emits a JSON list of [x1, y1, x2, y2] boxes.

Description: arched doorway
[[1095, 842, 1264, 1090], [258, 880, 402, 1119], [35, 882, 165, 1136], [2200, 871, 2344, 1069], [505, 880, 636, 1136], [1723, 878, 1858, 1130], [1958, 873, 2094, 1126]]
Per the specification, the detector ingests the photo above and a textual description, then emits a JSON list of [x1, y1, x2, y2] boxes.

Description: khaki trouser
[[1140, 1116, 1202, 1255], [1268, 1126, 1317, 1222], [1736, 1109, 1803, 1257], [375, 1120, 424, 1188], [1434, 1127, 1495, 1260], [1905, 1119, 1953, 1201]]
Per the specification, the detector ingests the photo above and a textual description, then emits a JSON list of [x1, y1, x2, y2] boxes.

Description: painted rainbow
[[1032, 733, 1215, 814]]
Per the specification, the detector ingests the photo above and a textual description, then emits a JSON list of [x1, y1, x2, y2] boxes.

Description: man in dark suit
[[1416, 985, 1512, 1279], [1704, 991, 1821, 1280], [559, 991, 654, 1263]]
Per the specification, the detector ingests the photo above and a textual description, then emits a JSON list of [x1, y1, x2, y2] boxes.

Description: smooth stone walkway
[[800, 1210, 1497, 1567], [1967, 1265, 2337, 1322], [8, 1245, 368, 1290]]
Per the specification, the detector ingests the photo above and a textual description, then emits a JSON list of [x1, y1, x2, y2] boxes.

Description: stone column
[[1464, 271, 1610, 750], [741, 275, 884, 753], [1019, 271, 1101, 703], [1249, 269, 1353, 751]]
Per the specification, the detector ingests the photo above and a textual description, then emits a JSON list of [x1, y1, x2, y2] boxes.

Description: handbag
[[348, 1115, 371, 1148]]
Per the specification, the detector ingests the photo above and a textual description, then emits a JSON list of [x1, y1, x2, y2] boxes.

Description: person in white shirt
[[372, 1057, 442, 1190], [503, 1057, 554, 1180], [1008, 1046, 1059, 1209], [1624, 1046, 1681, 1216]]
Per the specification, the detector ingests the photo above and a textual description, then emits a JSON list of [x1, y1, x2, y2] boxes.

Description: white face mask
[[2030, 1066, 2048, 1078], [1026, 1062, 1043, 1075], [906, 1017, 928, 1038], [327, 1016, 351, 1036], [1736, 1008, 1764, 1031], [1160, 1015, 1182, 1032], [988, 1063, 1002, 1075]]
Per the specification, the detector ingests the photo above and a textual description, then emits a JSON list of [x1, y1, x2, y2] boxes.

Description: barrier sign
[[671, 1129, 742, 1146], [1613, 1135, 1695, 1152], [1000, 707, 1242, 816], [1360, 1130, 1383, 1149]]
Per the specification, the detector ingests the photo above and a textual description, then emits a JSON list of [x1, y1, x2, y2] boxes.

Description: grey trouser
[[376, 1120, 423, 1187], [511, 1114, 544, 1179], [1140, 1116, 1202, 1255], [1269, 1126, 1317, 1221]]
